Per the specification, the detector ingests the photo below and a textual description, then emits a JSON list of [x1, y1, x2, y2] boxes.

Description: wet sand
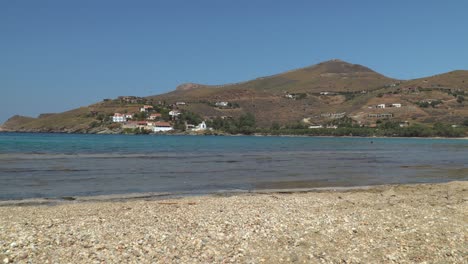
[[0, 181, 467, 263]]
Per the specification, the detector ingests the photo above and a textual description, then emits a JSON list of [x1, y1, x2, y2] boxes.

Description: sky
[[1, 0, 467, 124]]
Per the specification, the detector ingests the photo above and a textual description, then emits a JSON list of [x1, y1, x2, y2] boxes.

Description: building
[[125, 113, 134, 119], [192, 121, 207, 131], [368, 113, 393, 118], [176, 102, 186, 106], [123, 121, 148, 129], [148, 113, 162, 120], [377, 104, 386, 109], [308, 124, 323, 129], [112, 113, 126, 123], [215, 102, 229, 107], [140, 105, 154, 112], [392, 103, 402, 108], [169, 110, 181, 118], [321, 112, 346, 119], [153, 122, 173, 132]]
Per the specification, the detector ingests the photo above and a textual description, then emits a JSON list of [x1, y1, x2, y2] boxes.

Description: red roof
[[154, 121, 171, 127]]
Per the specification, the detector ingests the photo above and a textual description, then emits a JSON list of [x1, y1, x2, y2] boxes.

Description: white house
[[152, 121, 173, 132], [377, 104, 386, 109], [148, 113, 162, 120], [169, 110, 181, 118], [392, 103, 402, 108], [176, 102, 186, 106], [125, 113, 134, 119], [192, 121, 207, 131], [112, 113, 126, 123], [320, 92, 330, 95], [140, 105, 154, 112], [309, 124, 323, 129], [215, 101, 229, 107]]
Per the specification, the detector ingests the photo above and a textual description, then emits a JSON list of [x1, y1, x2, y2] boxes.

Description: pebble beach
[[1, 181, 467, 263]]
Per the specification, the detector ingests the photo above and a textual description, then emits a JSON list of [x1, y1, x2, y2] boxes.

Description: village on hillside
[[109, 97, 209, 134], [106, 84, 466, 135]]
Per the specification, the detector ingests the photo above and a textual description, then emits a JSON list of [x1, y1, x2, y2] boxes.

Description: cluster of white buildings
[[112, 110, 209, 133], [375, 103, 402, 109], [188, 121, 207, 131]]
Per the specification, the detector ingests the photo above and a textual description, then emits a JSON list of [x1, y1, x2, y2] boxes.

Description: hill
[[1, 60, 467, 133], [153, 59, 396, 99], [147, 60, 399, 126]]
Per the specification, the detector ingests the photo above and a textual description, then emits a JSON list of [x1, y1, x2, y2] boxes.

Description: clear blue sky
[[1, 0, 467, 123]]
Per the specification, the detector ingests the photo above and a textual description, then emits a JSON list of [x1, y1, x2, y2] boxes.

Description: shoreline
[[1, 130, 468, 139], [0, 181, 464, 207], [1, 181, 466, 263]]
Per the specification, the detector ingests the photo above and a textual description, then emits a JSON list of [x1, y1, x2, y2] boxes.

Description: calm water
[[0, 133, 467, 200]]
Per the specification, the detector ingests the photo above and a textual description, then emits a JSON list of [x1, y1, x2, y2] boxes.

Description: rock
[[2, 258, 9, 264], [17, 252, 28, 260]]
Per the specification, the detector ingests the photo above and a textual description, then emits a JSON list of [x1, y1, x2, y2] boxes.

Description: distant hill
[[1, 115, 36, 130], [153, 59, 396, 100], [2, 60, 467, 132], [400, 70, 468, 91]]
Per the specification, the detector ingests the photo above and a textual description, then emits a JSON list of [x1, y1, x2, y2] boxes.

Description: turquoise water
[[0, 133, 467, 200]]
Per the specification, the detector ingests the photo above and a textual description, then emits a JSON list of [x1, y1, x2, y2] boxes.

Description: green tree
[[271, 122, 280, 130], [238, 113, 256, 128], [379, 121, 400, 130], [463, 119, 468, 127], [179, 111, 202, 125]]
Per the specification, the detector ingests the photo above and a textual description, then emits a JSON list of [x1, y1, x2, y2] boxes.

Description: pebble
[[0, 181, 466, 263]]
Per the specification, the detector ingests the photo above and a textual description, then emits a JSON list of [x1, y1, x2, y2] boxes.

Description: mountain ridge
[[173, 59, 390, 92]]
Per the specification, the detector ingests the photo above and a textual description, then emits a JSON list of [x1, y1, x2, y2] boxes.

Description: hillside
[[1, 60, 467, 132], [152, 59, 396, 100], [147, 60, 400, 126], [400, 70, 468, 91]]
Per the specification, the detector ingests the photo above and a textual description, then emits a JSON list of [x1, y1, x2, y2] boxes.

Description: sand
[[0, 181, 467, 263]]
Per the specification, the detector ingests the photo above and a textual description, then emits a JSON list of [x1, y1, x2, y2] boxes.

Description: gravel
[[0, 181, 467, 263]]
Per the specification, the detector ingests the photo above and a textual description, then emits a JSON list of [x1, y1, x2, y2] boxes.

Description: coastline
[[0, 181, 463, 206], [1, 130, 468, 139], [1, 181, 466, 263], [0, 183, 405, 207]]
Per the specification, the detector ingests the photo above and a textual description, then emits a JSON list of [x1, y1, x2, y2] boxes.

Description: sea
[[0, 133, 467, 200]]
